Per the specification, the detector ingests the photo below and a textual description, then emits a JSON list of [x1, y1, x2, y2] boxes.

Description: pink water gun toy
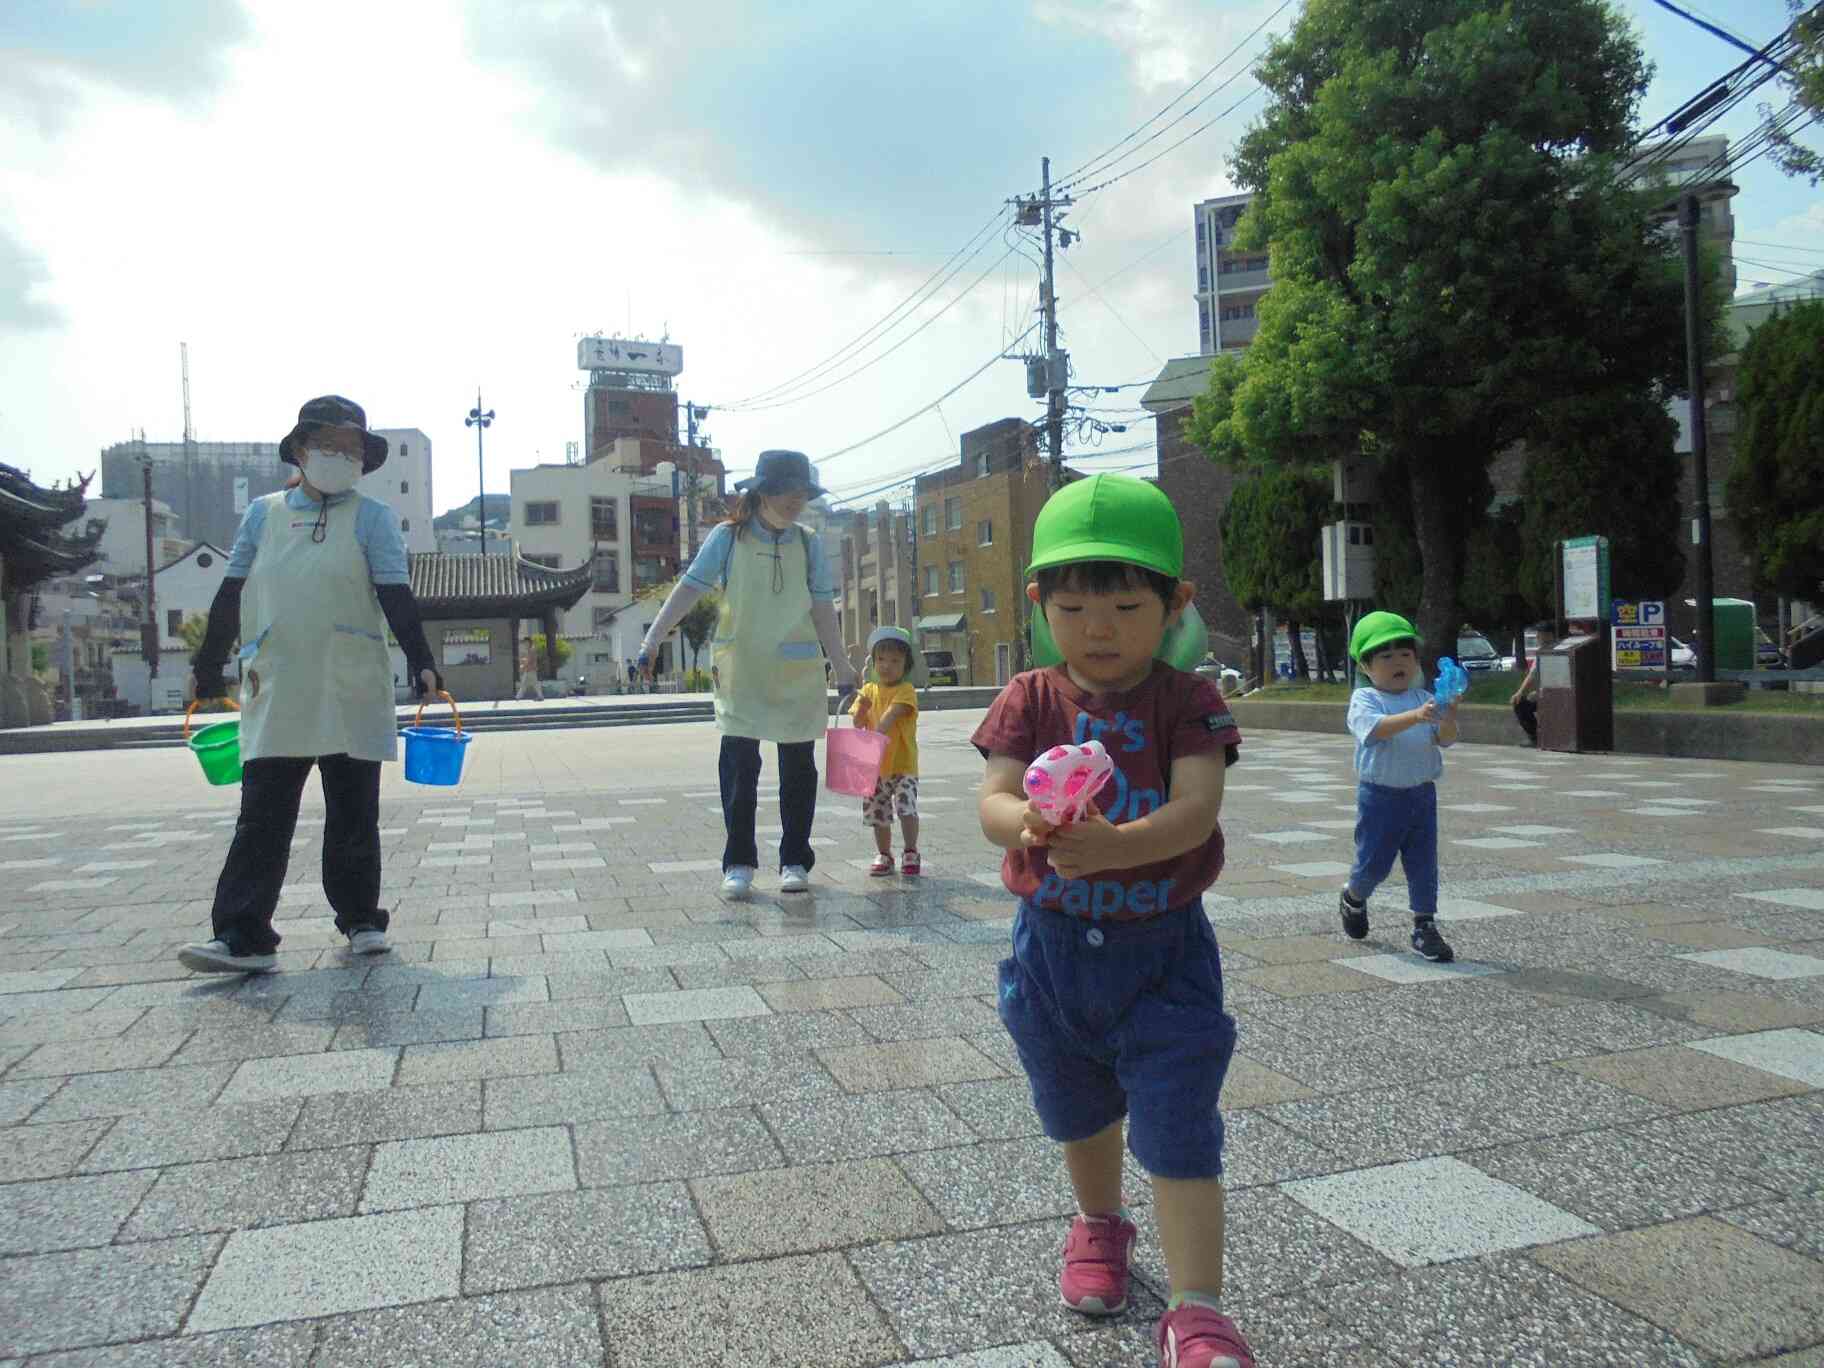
[[1023, 741, 1116, 825]]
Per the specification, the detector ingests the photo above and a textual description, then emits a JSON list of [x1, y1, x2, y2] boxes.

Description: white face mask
[[302, 448, 361, 495]]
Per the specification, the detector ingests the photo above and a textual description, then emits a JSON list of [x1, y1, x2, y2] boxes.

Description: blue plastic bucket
[[402, 692, 470, 786]]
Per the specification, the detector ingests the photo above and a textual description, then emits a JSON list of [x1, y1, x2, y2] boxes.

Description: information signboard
[[1561, 536, 1610, 622], [1611, 599, 1667, 669]]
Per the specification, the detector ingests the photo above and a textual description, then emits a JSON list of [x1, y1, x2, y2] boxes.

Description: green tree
[[1726, 298, 1824, 598], [678, 593, 720, 676], [1217, 0, 1697, 667], [31, 643, 49, 673], [1766, 0, 1824, 184], [177, 613, 211, 655], [1516, 391, 1686, 611], [1217, 467, 1333, 679], [528, 632, 573, 674]]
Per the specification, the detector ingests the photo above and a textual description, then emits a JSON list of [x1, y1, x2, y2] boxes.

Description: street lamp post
[[466, 390, 496, 555]]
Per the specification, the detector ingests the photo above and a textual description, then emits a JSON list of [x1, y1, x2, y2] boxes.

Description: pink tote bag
[[825, 724, 889, 797]]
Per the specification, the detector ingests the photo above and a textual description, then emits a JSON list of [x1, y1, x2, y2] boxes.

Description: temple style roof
[[1, 463, 101, 592], [408, 552, 594, 620]]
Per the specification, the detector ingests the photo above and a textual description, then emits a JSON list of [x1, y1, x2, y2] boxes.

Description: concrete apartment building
[[912, 417, 1048, 687], [98, 429, 436, 555], [835, 502, 917, 672]]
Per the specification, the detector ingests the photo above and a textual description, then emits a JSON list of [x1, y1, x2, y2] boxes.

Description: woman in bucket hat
[[639, 450, 858, 898], [177, 396, 444, 974]]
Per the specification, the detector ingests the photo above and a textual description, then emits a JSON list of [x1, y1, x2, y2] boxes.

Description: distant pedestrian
[[1338, 611, 1458, 962], [638, 450, 857, 898], [851, 625, 926, 877], [1509, 621, 1557, 745], [179, 396, 442, 974]]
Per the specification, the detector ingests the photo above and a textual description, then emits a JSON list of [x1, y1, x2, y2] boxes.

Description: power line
[[713, 204, 1010, 410], [1054, 0, 1297, 192], [1056, 252, 1163, 365], [1648, 0, 1791, 71], [1071, 87, 1266, 200], [1736, 237, 1824, 257]]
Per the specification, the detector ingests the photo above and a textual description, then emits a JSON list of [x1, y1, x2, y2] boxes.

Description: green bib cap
[[1349, 610, 1421, 663]]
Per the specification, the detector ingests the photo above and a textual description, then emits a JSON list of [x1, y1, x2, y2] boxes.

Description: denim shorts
[[997, 897, 1237, 1180]]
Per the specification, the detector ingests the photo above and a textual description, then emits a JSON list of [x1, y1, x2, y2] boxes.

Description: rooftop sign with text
[[577, 337, 683, 377]]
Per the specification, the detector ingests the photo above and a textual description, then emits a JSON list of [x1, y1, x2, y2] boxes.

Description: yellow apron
[[711, 523, 827, 743], [236, 491, 398, 763]]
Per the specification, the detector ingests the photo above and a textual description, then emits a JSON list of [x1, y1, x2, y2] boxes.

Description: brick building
[[912, 418, 1050, 687]]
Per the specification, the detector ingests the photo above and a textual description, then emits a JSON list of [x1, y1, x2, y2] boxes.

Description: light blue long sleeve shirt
[[1347, 684, 1449, 787], [225, 489, 410, 586]]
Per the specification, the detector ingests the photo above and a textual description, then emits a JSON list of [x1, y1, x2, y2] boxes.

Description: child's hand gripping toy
[[1432, 657, 1469, 708], [1022, 741, 1116, 826]]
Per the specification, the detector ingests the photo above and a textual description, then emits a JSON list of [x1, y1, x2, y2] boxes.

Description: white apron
[[236, 491, 398, 763], [711, 523, 827, 743]]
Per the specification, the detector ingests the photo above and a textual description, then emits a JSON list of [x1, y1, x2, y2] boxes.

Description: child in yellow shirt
[[851, 625, 924, 876]]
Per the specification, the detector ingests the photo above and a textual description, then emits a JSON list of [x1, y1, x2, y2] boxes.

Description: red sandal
[[900, 849, 921, 876], [868, 852, 896, 877]]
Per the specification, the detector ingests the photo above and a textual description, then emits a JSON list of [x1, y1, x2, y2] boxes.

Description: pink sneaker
[[1058, 1212, 1137, 1315], [1156, 1302, 1255, 1368]]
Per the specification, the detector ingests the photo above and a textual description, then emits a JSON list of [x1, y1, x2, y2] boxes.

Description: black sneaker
[[1411, 920, 1454, 962], [1338, 889, 1368, 940]]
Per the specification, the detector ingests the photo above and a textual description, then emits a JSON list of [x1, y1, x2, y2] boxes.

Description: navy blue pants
[[1348, 780, 1439, 918], [718, 736, 818, 873]]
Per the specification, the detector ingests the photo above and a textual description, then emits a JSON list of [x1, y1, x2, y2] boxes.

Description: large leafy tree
[[1766, 0, 1824, 184], [1725, 298, 1824, 598], [1217, 466, 1333, 679], [1213, 0, 1696, 666]]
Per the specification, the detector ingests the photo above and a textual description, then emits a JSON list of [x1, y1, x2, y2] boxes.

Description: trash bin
[[1536, 631, 1613, 752]]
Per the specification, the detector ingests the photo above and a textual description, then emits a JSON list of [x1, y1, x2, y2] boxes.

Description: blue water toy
[[1433, 657, 1469, 707]]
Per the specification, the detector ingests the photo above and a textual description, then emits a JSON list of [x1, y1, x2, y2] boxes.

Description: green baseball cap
[[1349, 610, 1421, 662], [1026, 474, 1183, 578]]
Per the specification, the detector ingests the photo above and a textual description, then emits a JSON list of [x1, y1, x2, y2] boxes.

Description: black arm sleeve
[[191, 577, 245, 672], [374, 583, 441, 691]]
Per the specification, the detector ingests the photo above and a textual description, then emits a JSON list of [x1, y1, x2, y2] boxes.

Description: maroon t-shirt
[[971, 663, 1242, 921]]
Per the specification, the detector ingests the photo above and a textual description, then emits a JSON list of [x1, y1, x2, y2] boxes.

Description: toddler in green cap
[[972, 475, 1255, 1368], [1339, 610, 1459, 961]]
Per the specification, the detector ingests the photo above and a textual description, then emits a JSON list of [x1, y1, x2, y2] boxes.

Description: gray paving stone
[[122, 1145, 369, 1239], [0, 1170, 157, 1253], [483, 1066, 666, 1129], [394, 1034, 559, 1086], [818, 1036, 1004, 1092], [574, 1108, 783, 1186], [0, 1078, 65, 1126], [311, 1285, 605, 1367], [897, 1137, 1083, 1230], [690, 1156, 945, 1258], [1719, 1188, 1824, 1261], [167, 1022, 340, 1065], [31, 1063, 235, 1122], [81, 1099, 303, 1172], [1631, 1094, 1824, 1195], [623, 984, 772, 1025], [595, 1251, 901, 1367], [186, 1206, 462, 1332], [482, 998, 629, 1036], [0, 1118, 112, 1181], [11, 1033, 190, 1077], [558, 1021, 722, 1073], [24, 1323, 318, 1367], [285, 1081, 483, 1150], [341, 1007, 485, 1047], [704, 1009, 874, 1057], [463, 1183, 711, 1293], [216, 1048, 398, 1105], [654, 1051, 842, 1110], [0, 1234, 222, 1357], [760, 1088, 967, 1163], [361, 1126, 575, 1211], [0, 1006, 149, 1048], [848, 998, 1003, 1041], [934, 1077, 1046, 1141]]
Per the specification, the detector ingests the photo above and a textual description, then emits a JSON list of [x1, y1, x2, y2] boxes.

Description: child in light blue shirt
[[1338, 611, 1459, 962]]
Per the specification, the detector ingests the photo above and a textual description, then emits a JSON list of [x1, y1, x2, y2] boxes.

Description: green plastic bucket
[[186, 701, 243, 786]]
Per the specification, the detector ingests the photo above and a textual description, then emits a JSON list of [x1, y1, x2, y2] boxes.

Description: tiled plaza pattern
[[2, 714, 1823, 1366]]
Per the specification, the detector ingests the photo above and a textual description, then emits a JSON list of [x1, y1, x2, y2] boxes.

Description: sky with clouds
[[2, 0, 1819, 519]]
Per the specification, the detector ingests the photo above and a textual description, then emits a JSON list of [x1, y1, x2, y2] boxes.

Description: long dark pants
[[1514, 697, 1539, 745], [719, 736, 818, 873], [211, 754, 387, 954]]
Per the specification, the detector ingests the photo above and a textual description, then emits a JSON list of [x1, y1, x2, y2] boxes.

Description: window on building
[[976, 453, 990, 478], [944, 497, 962, 531], [400, 480, 409, 494], [525, 501, 560, 525], [948, 561, 964, 594], [166, 608, 182, 637], [401, 443, 409, 457], [591, 496, 619, 540], [1199, 265, 1209, 291], [633, 557, 668, 590], [400, 518, 410, 532], [980, 587, 996, 614], [592, 605, 617, 631], [922, 504, 937, 536], [523, 553, 561, 569], [592, 549, 620, 594], [923, 565, 939, 597], [1196, 219, 1206, 246], [977, 518, 993, 546]]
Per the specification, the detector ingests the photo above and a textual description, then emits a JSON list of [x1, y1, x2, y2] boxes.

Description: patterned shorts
[[861, 774, 920, 826]]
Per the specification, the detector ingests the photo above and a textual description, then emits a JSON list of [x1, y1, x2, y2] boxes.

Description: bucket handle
[[414, 690, 463, 734], [183, 697, 240, 741]]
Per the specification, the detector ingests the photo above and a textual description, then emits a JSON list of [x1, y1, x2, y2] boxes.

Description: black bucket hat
[[279, 395, 389, 473], [733, 449, 824, 498]]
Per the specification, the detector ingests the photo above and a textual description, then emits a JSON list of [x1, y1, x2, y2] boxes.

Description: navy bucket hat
[[734, 449, 824, 498], [279, 395, 389, 474]]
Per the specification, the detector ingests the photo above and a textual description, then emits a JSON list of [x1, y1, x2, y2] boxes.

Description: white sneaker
[[178, 939, 278, 975], [720, 866, 756, 899], [348, 927, 391, 956], [779, 865, 811, 894]]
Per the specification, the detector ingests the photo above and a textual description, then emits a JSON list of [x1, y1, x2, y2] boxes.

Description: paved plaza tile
[[1, 719, 1821, 1363]]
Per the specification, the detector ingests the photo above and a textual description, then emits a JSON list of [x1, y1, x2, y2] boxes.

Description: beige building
[[912, 418, 1051, 687], [836, 501, 918, 671]]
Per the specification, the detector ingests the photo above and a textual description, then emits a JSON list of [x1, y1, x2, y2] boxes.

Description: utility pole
[[1010, 161, 1073, 490], [682, 401, 707, 558], [180, 342, 195, 543], [1679, 192, 1716, 684], [141, 451, 159, 711], [466, 390, 495, 555]]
